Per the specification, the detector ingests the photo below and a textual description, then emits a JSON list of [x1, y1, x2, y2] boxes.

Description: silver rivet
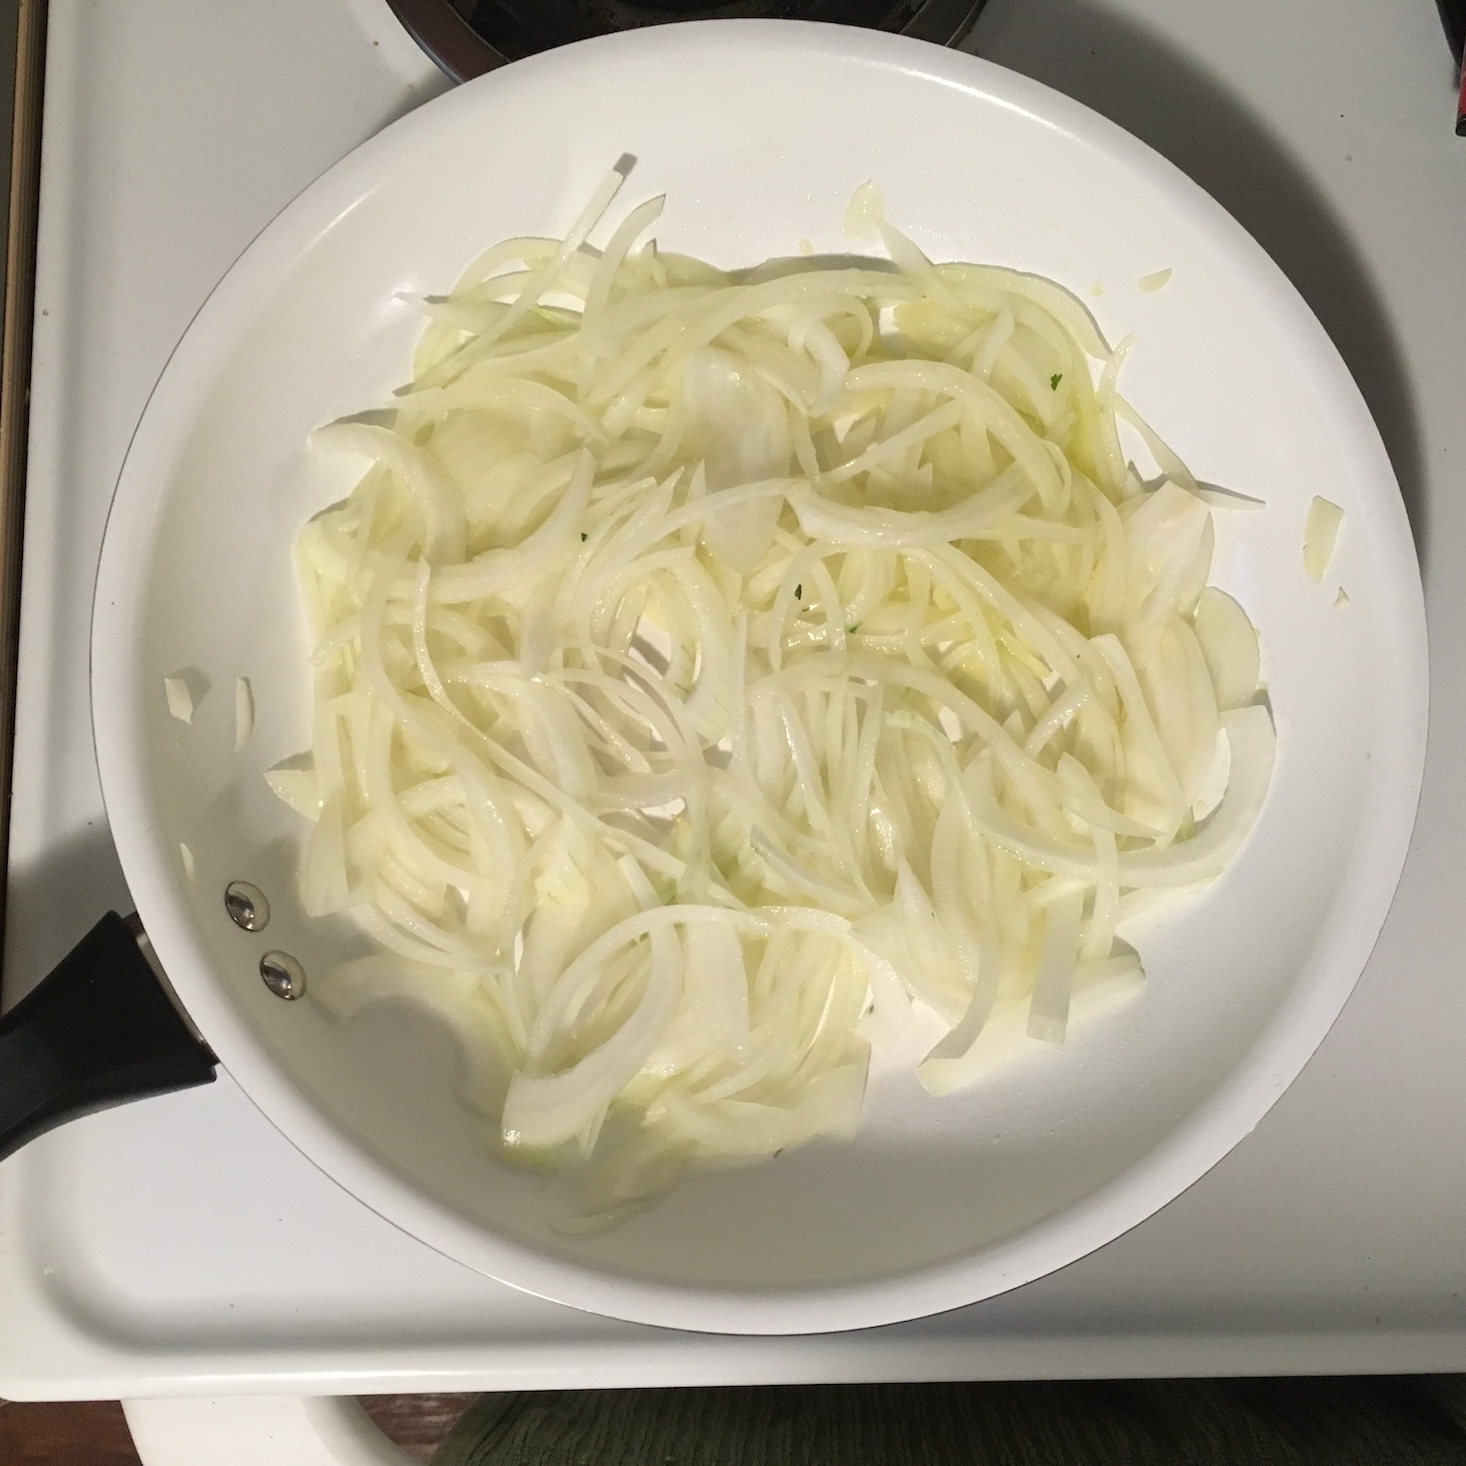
[[225, 880, 270, 932], [260, 951, 306, 1000]]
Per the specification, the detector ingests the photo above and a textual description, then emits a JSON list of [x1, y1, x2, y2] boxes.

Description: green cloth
[[433, 1377, 1466, 1466]]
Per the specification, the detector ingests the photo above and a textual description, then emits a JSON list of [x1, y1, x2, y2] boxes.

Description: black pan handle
[[0, 911, 217, 1162]]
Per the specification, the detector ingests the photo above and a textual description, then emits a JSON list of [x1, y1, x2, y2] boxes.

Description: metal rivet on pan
[[224, 880, 270, 932], [260, 951, 306, 1001]]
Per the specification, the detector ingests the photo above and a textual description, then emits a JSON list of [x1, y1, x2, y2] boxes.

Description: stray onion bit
[[164, 670, 206, 724], [1335, 587, 1350, 608], [1303, 495, 1344, 583], [1138, 268, 1173, 294], [235, 675, 255, 751], [179, 842, 196, 881], [275, 170, 1274, 1219], [164, 677, 193, 723]]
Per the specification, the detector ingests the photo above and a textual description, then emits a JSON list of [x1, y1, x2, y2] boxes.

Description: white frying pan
[[0, 24, 1427, 1334]]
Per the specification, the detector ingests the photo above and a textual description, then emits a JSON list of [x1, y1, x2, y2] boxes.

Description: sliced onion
[[276, 176, 1274, 1217]]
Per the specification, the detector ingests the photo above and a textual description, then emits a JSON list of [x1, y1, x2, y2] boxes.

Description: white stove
[[3, 0, 1465, 1408]]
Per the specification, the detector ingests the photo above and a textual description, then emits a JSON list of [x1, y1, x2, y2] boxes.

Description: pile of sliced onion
[[273, 170, 1273, 1223]]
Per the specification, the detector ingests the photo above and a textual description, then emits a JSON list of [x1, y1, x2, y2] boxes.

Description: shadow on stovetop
[[968, 0, 1429, 577], [1, 823, 131, 1012]]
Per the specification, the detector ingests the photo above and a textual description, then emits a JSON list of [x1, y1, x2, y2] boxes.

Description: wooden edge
[[0, 0, 49, 951]]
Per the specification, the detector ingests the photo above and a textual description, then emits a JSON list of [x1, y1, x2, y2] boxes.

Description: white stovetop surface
[[1, 0, 1463, 1398]]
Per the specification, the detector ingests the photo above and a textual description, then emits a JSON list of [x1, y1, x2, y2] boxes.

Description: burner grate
[[387, 0, 985, 78]]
